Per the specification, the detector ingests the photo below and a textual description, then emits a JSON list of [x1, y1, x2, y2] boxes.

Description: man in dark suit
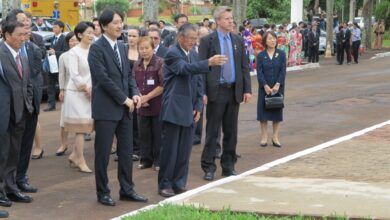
[[158, 23, 227, 197], [199, 6, 252, 181], [162, 14, 188, 48], [0, 20, 34, 205], [147, 28, 168, 58], [307, 25, 320, 63], [159, 20, 171, 42], [44, 20, 69, 111], [88, 9, 147, 206], [343, 22, 352, 64], [0, 48, 11, 219]]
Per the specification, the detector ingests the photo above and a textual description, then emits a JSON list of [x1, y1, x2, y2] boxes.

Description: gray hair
[[213, 6, 232, 20], [177, 23, 197, 37]]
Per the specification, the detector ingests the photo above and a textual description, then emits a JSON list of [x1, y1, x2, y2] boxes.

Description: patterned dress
[[276, 31, 289, 61], [288, 29, 303, 67]]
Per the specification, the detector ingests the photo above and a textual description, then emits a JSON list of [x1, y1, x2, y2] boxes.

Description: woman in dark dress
[[256, 31, 286, 148]]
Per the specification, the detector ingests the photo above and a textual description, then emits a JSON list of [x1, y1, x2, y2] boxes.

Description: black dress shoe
[[43, 107, 55, 112], [192, 137, 201, 145], [222, 170, 237, 177], [138, 164, 152, 169], [7, 192, 32, 203], [272, 140, 282, 148], [31, 150, 44, 160], [203, 172, 214, 181], [84, 133, 92, 141], [0, 210, 9, 218], [120, 191, 148, 202], [173, 187, 187, 195], [132, 154, 140, 161], [17, 182, 38, 193], [158, 188, 175, 197], [98, 195, 115, 206], [0, 195, 11, 207]]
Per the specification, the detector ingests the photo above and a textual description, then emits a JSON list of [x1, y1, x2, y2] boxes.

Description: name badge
[[147, 79, 155, 85]]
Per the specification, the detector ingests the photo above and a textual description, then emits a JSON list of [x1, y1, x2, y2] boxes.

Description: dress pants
[[94, 110, 134, 198], [47, 73, 58, 108], [336, 43, 344, 64], [201, 86, 239, 173], [132, 111, 140, 156], [4, 110, 27, 194], [158, 121, 193, 190], [343, 43, 351, 63], [352, 40, 360, 63], [0, 133, 11, 197], [16, 112, 38, 185], [308, 45, 319, 63], [138, 115, 161, 167]]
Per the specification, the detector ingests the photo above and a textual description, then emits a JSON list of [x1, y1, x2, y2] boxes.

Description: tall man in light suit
[[0, 20, 34, 206], [158, 23, 227, 197], [199, 6, 252, 181], [88, 9, 147, 206]]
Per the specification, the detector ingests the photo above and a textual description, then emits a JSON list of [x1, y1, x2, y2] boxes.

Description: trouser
[[138, 115, 161, 167], [352, 40, 360, 63], [47, 73, 58, 108]]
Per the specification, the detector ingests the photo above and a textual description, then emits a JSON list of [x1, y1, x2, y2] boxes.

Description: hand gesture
[[132, 95, 142, 109], [208, 55, 228, 66], [125, 98, 135, 112]]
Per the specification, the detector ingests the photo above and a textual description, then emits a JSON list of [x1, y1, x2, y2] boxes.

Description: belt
[[219, 83, 235, 88]]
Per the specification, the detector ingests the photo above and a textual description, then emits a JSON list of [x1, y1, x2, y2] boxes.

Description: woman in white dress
[[63, 22, 94, 173], [55, 32, 79, 156]]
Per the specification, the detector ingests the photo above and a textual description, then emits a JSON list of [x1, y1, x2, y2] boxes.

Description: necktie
[[222, 35, 232, 82], [16, 53, 23, 78], [113, 43, 121, 69], [53, 37, 58, 45]]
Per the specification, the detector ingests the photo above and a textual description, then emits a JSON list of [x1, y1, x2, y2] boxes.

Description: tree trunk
[[349, 0, 356, 22], [221, 0, 233, 6], [232, 0, 247, 32], [314, 0, 320, 14], [325, 0, 334, 57], [362, 0, 373, 49], [2, 0, 19, 19], [144, 0, 159, 21]]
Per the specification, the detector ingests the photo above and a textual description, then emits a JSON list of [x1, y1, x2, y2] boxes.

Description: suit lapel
[[1, 44, 21, 79], [211, 32, 221, 54]]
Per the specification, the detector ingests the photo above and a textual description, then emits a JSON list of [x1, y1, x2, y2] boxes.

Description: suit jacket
[[25, 41, 44, 113], [156, 44, 168, 58], [51, 34, 69, 60], [31, 32, 46, 59], [189, 50, 203, 113], [161, 29, 171, 41], [0, 61, 11, 133], [163, 31, 177, 48], [198, 31, 251, 103], [341, 28, 351, 44], [308, 30, 320, 47], [0, 43, 34, 123], [88, 36, 140, 121], [160, 44, 208, 127]]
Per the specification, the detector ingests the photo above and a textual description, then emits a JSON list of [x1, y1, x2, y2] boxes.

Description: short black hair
[[65, 32, 76, 47], [5, 9, 24, 21], [2, 20, 24, 40], [159, 20, 165, 25], [203, 18, 209, 22], [146, 27, 161, 37], [74, 21, 94, 41], [53, 20, 65, 32], [174, 14, 188, 23], [148, 21, 160, 28], [99, 9, 123, 34], [92, 17, 99, 23]]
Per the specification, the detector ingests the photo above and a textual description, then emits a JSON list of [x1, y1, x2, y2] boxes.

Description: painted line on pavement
[[112, 119, 390, 220]]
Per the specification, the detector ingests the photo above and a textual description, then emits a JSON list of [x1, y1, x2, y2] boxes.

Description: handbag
[[265, 93, 284, 109], [47, 54, 59, 73]]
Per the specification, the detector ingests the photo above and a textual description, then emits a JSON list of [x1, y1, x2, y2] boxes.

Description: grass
[[122, 204, 357, 220], [383, 39, 390, 48], [126, 15, 210, 25]]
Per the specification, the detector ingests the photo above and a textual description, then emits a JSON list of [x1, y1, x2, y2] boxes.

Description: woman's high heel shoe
[[68, 159, 77, 168], [77, 163, 92, 173], [31, 150, 44, 159], [272, 139, 282, 148], [56, 146, 68, 156]]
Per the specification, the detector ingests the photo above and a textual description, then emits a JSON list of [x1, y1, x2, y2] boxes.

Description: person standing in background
[[351, 22, 361, 64]]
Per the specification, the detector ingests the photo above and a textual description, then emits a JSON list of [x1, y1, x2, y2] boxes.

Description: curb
[[370, 52, 390, 60], [250, 63, 320, 76]]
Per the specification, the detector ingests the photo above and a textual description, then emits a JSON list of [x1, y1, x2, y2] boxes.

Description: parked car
[[353, 16, 376, 28], [250, 18, 268, 28], [318, 29, 336, 54], [32, 17, 72, 32]]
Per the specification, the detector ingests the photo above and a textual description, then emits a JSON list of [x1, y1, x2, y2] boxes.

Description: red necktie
[[16, 53, 23, 78]]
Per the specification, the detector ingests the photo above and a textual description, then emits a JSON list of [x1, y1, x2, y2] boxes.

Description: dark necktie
[[16, 53, 23, 78], [222, 35, 232, 82], [113, 43, 121, 68], [53, 36, 58, 45]]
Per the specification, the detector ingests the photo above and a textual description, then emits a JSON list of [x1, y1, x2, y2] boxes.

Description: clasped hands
[[264, 83, 280, 96], [125, 96, 142, 112]]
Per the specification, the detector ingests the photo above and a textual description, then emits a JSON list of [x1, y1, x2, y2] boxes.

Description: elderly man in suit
[[4, 9, 44, 194], [158, 23, 227, 197], [0, 20, 34, 206], [44, 20, 69, 111], [199, 6, 252, 181], [147, 28, 168, 58], [88, 9, 147, 206]]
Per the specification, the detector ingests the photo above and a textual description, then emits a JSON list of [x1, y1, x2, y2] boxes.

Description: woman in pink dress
[[288, 24, 303, 67]]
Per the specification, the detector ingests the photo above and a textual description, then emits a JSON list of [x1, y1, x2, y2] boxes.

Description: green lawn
[[383, 39, 390, 48], [122, 204, 354, 220], [126, 15, 210, 26]]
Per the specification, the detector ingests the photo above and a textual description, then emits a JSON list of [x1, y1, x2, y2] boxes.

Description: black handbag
[[265, 93, 284, 109]]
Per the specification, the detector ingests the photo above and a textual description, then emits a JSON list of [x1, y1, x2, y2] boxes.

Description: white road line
[[112, 119, 390, 220]]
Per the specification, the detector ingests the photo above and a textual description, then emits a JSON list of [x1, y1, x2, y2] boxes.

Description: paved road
[[5, 52, 390, 220]]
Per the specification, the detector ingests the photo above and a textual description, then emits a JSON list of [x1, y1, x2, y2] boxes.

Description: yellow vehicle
[[21, 0, 79, 27]]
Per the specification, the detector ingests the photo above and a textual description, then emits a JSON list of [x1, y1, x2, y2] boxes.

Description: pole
[[291, 0, 303, 24]]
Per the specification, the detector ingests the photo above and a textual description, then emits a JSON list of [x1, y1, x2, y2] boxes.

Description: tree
[[349, 0, 356, 22], [325, 0, 334, 58], [232, 0, 247, 29], [374, 0, 390, 30], [2, 0, 20, 19], [144, 0, 159, 21], [95, 0, 130, 15], [362, 0, 373, 49]]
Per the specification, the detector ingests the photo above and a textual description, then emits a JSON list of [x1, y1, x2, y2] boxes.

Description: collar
[[154, 44, 160, 53], [54, 33, 62, 38], [137, 54, 157, 68], [217, 30, 231, 40], [4, 42, 19, 59], [103, 34, 117, 48], [180, 46, 190, 56]]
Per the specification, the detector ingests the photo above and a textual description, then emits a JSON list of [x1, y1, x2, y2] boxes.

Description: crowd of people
[[0, 5, 386, 218]]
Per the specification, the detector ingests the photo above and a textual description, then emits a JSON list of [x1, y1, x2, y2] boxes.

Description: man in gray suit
[[199, 6, 252, 181], [0, 20, 34, 205], [158, 23, 227, 197]]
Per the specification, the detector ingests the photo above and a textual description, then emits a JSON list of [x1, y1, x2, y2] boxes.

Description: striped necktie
[[15, 53, 23, 78], [113, 43, 121, 68]]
